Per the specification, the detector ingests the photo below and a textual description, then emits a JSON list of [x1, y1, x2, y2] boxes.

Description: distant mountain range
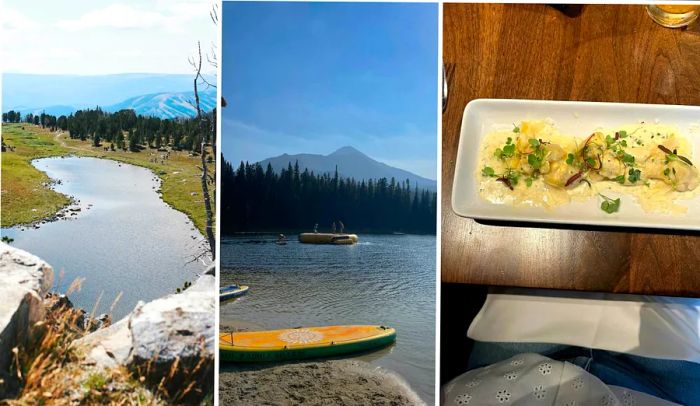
[[258, 146, 437, 191], [106, 89, 216, 119], [2, 73, 216, 119]]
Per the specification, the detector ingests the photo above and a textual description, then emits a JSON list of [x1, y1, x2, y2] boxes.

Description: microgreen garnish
[[481, 166, 496, 177], [621, 153, 635, 165], [494, 138, 516, 160], [628, 168, 641, 183], [605, 134, 616, 147], [482, 166, 521, 191], [599, 194, 621, 214], [496, 170, 521, 190], [512, 124, 520, 133], [566, 153, 575, 166], [524, 138, 547, 170]]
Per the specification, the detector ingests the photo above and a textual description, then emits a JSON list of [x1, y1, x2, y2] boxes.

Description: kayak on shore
[[220, 325, 396, 362]]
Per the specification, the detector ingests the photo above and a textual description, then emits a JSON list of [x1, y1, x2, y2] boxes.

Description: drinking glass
[[646, 4, 700, 28]]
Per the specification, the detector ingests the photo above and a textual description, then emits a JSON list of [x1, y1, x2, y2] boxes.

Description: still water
[[1, 156, 208, 319], [220, 234, 436, 404]]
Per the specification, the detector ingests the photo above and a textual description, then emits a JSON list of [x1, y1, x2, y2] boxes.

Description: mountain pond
[[1, 156, 209, 319]]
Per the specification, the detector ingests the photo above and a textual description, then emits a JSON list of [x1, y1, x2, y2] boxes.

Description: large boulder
[[78, 270, 215, 402], [127, 273, 215, 401], [0, 243, 53, 397]]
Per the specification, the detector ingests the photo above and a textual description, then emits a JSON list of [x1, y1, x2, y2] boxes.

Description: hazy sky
[[1, 0, 217, 75], [222, 2, 438, 180]]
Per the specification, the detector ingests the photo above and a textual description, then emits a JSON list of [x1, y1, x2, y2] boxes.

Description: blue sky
[[1, 0, 216, 74], [222, 2, 438, 180]]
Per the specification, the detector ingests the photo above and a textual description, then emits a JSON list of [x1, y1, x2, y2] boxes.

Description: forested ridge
[[221, 156, 437, 234], [2, 108, 214, 152]]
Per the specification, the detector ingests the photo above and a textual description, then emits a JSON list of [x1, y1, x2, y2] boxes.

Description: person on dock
[[338, 221, 345, 234], [331, 222, 336, 234], [313, 223, 318, 233]]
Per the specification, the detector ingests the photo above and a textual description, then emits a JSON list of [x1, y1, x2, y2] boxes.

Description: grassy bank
[[1, 124, 71, 226], [1, 123, 214, 234]]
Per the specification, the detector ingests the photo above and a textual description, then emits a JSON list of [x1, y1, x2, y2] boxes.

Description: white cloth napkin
[[467, 289, 700, 363]]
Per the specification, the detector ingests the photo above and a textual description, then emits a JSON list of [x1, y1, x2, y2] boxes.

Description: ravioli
[[476, 120, 699, 214]]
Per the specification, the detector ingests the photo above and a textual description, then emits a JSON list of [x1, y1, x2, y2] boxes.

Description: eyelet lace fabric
[[442, 353, 680, 406]]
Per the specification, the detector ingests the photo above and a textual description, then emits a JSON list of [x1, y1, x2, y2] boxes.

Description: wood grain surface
[[442, 4, 700, 296]]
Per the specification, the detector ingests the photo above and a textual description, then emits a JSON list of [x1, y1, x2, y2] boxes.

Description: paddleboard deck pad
[[220, 325, 396, 362]]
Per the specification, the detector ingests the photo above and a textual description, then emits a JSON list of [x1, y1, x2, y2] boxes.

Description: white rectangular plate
[[451, 99, 700, 231]]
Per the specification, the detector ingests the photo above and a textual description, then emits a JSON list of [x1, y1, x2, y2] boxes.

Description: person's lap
[[468, 341, 700, 405]]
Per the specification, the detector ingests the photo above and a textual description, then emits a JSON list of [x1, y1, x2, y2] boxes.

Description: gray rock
[[0, 243, 53, 397], [77, 318, 132, 369], [78, 273, 215, 402], [127, 274, 215, 400]]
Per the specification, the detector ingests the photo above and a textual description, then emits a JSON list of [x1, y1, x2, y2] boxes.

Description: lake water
[[220, 234, 436, 404], [1, 156, 208, 319]]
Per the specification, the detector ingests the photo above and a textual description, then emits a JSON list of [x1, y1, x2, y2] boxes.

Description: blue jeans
[[468, 341, 700, 405]]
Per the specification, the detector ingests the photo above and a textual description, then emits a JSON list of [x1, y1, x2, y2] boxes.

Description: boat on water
[[220, 284, 249, 301], [219, 325, 396, 362], [298, 233, 359, 245]]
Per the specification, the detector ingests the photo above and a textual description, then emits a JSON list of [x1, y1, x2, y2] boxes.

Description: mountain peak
[[258, 146, 437, 191], [329, 146, 363, 156]]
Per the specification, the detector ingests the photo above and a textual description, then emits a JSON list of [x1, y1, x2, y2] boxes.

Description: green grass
[[1, 124, 71, 226], [1, 123, 214, 235]]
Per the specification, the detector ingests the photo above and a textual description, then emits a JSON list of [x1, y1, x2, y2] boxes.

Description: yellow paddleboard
[[220, 325, 396, 362]]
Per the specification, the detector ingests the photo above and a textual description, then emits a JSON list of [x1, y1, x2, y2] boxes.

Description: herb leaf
[[482, 166, 496, 177], [628, 168, 641, 183], [566, 153, 575, 166], [599, 194, 621, 214], [621, 153, 635, 165]]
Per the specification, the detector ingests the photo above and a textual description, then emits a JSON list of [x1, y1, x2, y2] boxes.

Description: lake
[[1, 156, 208, 319], [220, 234, 436, 404]]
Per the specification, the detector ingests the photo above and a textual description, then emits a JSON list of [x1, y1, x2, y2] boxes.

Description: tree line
[[2, 108, 214, 153], [221, 157, 437, 234]]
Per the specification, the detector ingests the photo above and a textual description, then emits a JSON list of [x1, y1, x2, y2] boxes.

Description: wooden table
[[442, 4, 700, 296]]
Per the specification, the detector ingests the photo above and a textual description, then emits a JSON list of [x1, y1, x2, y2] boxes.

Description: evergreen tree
[[220, 156, 436, 235]]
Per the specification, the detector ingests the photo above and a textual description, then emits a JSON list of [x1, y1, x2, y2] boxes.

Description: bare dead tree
[[189, 41, 216, 260]]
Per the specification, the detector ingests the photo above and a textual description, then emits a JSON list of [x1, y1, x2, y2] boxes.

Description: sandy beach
[[219, 359, 425, 406]]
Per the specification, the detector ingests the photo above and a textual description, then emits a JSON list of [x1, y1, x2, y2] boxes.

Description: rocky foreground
[[0, 242, 214, 404], [219, 360, 425, 406]]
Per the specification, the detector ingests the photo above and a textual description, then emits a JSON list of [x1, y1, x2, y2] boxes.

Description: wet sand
[[219, 360, 425, 406]]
